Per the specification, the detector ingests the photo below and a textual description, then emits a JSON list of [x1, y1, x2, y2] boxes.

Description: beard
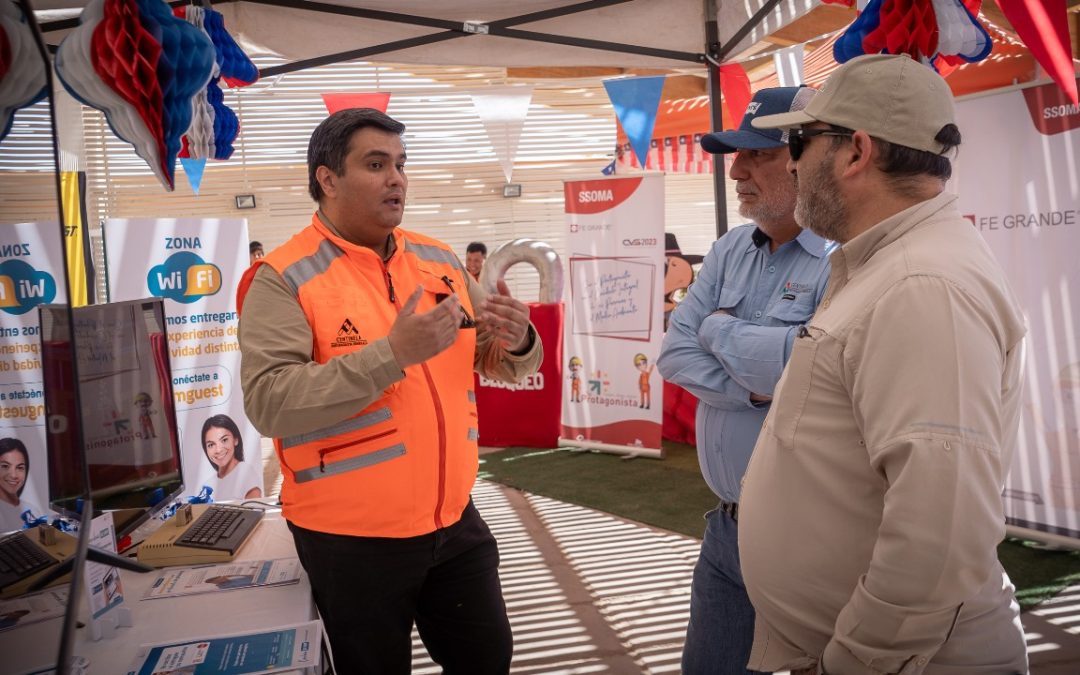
[[736, 180, 796, 226], [794, 159, 849, 242]]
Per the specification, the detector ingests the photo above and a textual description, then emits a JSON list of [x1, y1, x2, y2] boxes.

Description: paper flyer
[[84, 512, 124, 621], [126, 621, 321, 675], [143, 559, 302, 600], [0, 585, 67, 632]]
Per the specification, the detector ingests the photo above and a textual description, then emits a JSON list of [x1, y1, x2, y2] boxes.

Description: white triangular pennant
[[773, 44, 806, 87], [469, 86, 534, 183]]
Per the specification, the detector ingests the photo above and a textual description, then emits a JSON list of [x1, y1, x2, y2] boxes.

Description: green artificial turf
[[479, 441, 1080, 609]]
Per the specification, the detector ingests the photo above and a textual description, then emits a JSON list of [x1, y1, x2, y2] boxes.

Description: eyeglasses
[[787, 128, 853, 161]]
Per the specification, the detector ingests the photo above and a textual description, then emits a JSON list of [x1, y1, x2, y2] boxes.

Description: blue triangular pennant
[[601, 160, 616, 175], [603, 76, 666, 170], [181, 158, 207, 195]]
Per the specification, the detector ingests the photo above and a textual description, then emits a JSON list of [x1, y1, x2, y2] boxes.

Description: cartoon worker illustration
[[134, 392, 157, 439], [568, 356, 584, 403], [634, 353, 654, 409]]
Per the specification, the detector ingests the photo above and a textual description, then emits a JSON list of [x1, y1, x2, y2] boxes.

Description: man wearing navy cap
[[657, 86, 833, 674]]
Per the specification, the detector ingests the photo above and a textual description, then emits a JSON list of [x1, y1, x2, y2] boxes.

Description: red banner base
[[475, 303, 564, 448]]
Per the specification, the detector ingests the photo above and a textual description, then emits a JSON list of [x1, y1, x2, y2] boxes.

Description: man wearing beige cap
[[737, 54, 1029, 674]]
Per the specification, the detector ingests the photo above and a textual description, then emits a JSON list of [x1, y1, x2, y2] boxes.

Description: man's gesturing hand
[[387, 285, 461, 369], [478, 279, 531, 352]]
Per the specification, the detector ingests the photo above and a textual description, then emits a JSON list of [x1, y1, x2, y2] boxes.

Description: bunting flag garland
[[0, 1, 47, 145], [996, 0, 1078, 105], [603, 76, 666, 169], [773, 45, 806, 87], [180, 157, 207, 195], [834, 0, 992, 72], [55, 0, 216, 191], [469, 86, 534, 183], [718, 63, 752, 131], [321, 92, 391, 115]]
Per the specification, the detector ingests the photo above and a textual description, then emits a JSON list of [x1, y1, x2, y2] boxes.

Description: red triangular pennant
[[321, 92, 391, 115]]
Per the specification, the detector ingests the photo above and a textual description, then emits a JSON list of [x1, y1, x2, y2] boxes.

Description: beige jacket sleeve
[[464, 271, 544, 383], [239, 264, 543, 439], [822, 275, 1022, 675]]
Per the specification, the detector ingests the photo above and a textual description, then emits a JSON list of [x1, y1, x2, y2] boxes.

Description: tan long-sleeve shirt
[[239, 225, 542, 440], [739, 192, 1029, 675]]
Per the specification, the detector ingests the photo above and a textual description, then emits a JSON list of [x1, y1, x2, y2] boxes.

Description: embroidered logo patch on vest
[[330, 318, 368, 348]]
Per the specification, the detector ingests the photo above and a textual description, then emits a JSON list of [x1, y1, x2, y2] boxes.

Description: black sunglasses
[[787, 128, 854, 161]]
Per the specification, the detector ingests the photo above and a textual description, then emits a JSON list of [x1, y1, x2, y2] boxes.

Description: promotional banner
[[475, 302, 563, 448], [561, 175, 664, 456], [102, 218, 262, 502], [0, 222, 65, 531], [954, 78, 1080, 541]]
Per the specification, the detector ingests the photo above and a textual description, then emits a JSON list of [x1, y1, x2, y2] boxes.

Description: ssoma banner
[[0, 223, 65, 531], [955, 78, 1080, 541], [103, 218, 262, 501], [561, 175, 665, 457]]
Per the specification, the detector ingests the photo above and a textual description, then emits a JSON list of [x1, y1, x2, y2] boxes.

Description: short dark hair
[[308, 108, 406, 202], [201, 414, 245, 466], [0, 438, 28, 496], [872, 123, 960, 189], [466, 242, 487, 255], [249, 241, 263, 254], [827, 123, 960, 195]]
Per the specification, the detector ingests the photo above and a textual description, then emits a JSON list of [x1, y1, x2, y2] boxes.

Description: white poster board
[[0, 222, 66, 531], [102, 219, 262, 502], [954, 78, 1080, 541], [561, 176, 665, 456]]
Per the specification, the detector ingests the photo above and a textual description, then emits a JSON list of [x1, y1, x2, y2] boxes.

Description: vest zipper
[[385, 273, 448, 530], [420, 363, 448, 530], [384, 267, 396, 303]]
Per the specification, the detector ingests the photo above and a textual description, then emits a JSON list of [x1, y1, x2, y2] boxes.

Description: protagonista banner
[[561, 175, 665, 457]]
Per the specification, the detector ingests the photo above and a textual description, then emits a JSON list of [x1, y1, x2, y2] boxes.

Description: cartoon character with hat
[[568, 356, 584, 403], [633, 353, 654, 409], [134, 392, 157, 439], [664, 233, 704, 329]]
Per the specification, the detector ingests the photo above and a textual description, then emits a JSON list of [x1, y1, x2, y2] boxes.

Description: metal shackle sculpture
[[479, 239, 564, 304]]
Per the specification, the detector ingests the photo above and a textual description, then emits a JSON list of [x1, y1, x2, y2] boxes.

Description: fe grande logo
[[0, 259, 57, 315], [147, 251, 222, 304]]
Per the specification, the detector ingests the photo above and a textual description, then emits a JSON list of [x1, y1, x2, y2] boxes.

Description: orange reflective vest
[[237, 215, 479, 538]]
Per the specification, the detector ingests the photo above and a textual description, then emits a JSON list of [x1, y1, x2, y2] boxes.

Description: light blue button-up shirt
[[657, 225, 832, 502]]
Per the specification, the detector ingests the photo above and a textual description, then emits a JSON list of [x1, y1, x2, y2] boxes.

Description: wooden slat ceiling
[[511, 1, 1080, 101]]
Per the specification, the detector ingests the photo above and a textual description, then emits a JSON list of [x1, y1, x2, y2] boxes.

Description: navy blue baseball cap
[[700, 86, 816, 154]]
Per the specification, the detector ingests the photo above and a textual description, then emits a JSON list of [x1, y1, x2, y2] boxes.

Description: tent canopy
[[36, 0, 817, 70]]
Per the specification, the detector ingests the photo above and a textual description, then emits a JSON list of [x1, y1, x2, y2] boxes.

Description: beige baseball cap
[[751, 54, 956, 154]]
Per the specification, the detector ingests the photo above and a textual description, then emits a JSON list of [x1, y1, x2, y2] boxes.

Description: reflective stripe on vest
[[294, 443, 406, 483], [467, 390, 475, 403], [404, 239, 466, 272], [281, 238, 345, 295], [281, 406, 393, 450], [467, 428, 479, 441]]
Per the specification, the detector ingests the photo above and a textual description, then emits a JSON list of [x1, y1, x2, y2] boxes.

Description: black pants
[[288, 500, 512, 674]]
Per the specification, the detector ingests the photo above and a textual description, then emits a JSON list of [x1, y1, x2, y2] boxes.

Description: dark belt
[[719, 500, 739, 522]]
